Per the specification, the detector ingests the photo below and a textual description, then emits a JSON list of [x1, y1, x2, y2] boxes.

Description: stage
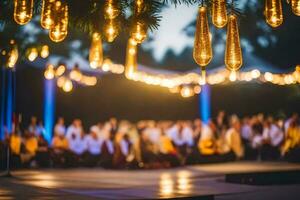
[[1, 161, 300, 199]]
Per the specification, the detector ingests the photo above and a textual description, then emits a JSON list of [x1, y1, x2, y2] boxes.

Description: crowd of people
[[1, 112, 300, 170]]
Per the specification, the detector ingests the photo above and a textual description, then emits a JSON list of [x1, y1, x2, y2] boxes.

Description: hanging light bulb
[[104, 0, 120, 19], [229, 70, 237, 81], [193, 6, 212, 84], [265, 0, 283, 28], [40, 45, 50, 58], [103, 19, 119, 42], [27, 48, 38, 62], [89, 33, 103, 69], [62, 79, 73, 92], [57, 76, 66, 87], [225, 14, 243, 71], [212, 0, 228, 28], [55, 64, 66, 77], [125, 38, 138, 79], [180, 86, 194, 98], [44, 64, 55, 80], [291, 0, 300, 16], [130, 21, 147, 44], [49, 2, 68, 42], [135, 0, 144, 13], [41, 0, 55, 29], [7, 45, 19, 68], [14, 0, 33, 25], [70, 64, 82, 82]]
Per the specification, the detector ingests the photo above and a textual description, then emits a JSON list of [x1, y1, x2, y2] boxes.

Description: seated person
[[9, 130, 22, 168], [85, 128, 102, 167], [99, 132, 114, 168], [21, 131, 38, 167], [51, 132, 69, 167], [159, 131, 180, 167], [113, 128, 132, 169], [198, 121, 216, 156], [225, 116, 244, 159], [68, 132, 87, 166], [36, 134, 50, 167]]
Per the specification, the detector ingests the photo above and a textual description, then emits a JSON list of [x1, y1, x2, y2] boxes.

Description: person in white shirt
[[54, 117, 66, 137], [85, 128, 102, 166], [68, 132, 87, 166], [99, 130, 114, 168], [144, 121, 161, 147], [225, 116, 244, 159], [66, 119, 83, 140]]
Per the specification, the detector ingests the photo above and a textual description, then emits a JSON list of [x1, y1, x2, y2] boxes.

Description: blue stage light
[[43, 79, 56, 143], [200, 84, 211, 124]]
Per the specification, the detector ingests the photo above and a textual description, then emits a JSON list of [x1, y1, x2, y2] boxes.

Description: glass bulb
[[125, 38, 138, 79], [14, 0, 33, 25], [7, 46, 19, 68], [193, 6, 213, 68], [104, 0, 120, 19], [62, 79, 73, 92], [103, 19, 119, 42], [40, 45, 50, 58], [135, 0, 144, 13], [212, 0, 228, 28], [49, 2, 68, 42], [89, 33, 103, 69], [225, 14, 243, 71], [291, 0, 300, 16], [130, 21, 147, 44], [41, 0, 55, 29], [44, 64, 55, 80], [28, 48, 38, 61], [265, 0, 283, 28]]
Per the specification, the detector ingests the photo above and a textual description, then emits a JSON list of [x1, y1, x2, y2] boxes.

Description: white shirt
[[54, 124, 66, 136], [66, 125, 82, 140], [200, 125, 214, 141], [100, 140, 114, 154], [85, 135, 102, 155], [120, 139, 130, 156], [241, 124, 252, 141], [144, 127, 161, 144], [263, 125, 284, 147], [68, 137, 87, 155], [173, 126, 194, 147]]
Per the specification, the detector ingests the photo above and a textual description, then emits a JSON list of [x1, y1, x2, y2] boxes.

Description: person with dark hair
[[28, 116, 39, 137], [85, 127, 102, 167]]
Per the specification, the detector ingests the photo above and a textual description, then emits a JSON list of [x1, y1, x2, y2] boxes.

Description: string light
[[62, 79, 73, 92], [89, 33, 103, 69], [27, 48, 38, 62], [194, 85, 202, 94], [49, 2, 68, 42], [265, 0, 283, 28], [225, 14, 243, 71], [55, 64, 66, 77], [57, 76, 66, 87], [104, 0, 120, 19], [14, 0, 33, 25], [212, 0, 228, 28], [41, 0, 55, 29], [103, 19, 118, 42], [44, 64, 55, 79], [291, 0, 300, 16], [40, 45, 50, 58], [125, 38, 138, 79], [69, 65, 82, 82], [180, 86, 194, 98], [7, 45, 19, 68], [229, 70, 237, 81], [135, 0, 144, 13]]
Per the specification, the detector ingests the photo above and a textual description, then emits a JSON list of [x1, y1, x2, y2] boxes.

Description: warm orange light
[[27, 48, 38, 62], [49, 2, 68, 42], [89, 33, 103, 69], [193, 6, 213, 68], [41, 0, 55, 29], [103, 19, 118, 42], [291, 0, 300, 16], [14, 0, 33, 25], [62, 79, 73, 92], [104, 0, 120, 19], [225, 14, 243, 71], [265, 0, 283, 28], [212, 0, 228, 28], [7, 46, 19, 68], [44, 64, 55, 79], [131, 21, 147, 44], [125, 38, 138, 79], [40, 45, 50, 58]]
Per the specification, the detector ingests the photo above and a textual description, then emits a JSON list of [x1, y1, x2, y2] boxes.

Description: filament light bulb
[[291, 0, 300, 16], [14, 0, 33, 25], [225, 14, 243, 71], [40, 45, 50, 58], [212, 0, 228, 28], [41, 0, 55, 29], [104, 0, 120, 19], [89, 33, 103, 69], [131, 21, 147, 44], [28, 48, 38, 62], [265, 0, 283, 28], [44, 64, 55, 79], [193, 6, 213, 68], [103, 19, 118, 42], [49, 2, 68, 42], [125, 38, 138, 79], [7, 46, 19, 68], [62, 79, 73, 92]]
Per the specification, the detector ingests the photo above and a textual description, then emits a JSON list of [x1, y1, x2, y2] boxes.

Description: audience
[[1, 112, 300, 169]]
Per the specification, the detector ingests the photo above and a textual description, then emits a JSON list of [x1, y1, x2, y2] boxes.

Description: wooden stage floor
[[1, 161, 300, 199]]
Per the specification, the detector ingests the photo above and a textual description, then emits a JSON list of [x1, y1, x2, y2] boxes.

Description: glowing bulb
[[291, 0, 300, 16], [41, 0, 55, 29], [103, 19, 118, 42], [27, 48, 38, 62], [264, 72, 274, 82], [62, 79, 73, 92], [89, 33, 103, 69], [131, 21, 147, 44], [180, 86, 194, 98], [229, 71, 237, 82], [49, 3, 68, 42], [194, 85, 201, 94], [40, 45, 49, 58], [125, 38, 138, 79], [251, 69, 261, 79], [55, 64, 66, 77], [104, 0, 120, 19], [57, 76, 66, 87], [7, 46, 19, 68], [265, 0, 283, 28], [212, 0, 228, 28], [225, 14, 243, 71], [193, 6, 213, 68], [44, 64, 55, 79], [69, 65, 82, 82], [14, 0, 33, 25]]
